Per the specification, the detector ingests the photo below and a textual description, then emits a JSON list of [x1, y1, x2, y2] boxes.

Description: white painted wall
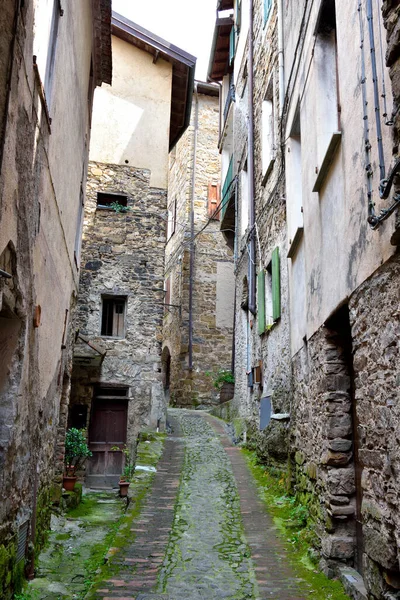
[[284, 0, 395, 355], [216, 261, 235, 328], [90, 36, 173, 189]]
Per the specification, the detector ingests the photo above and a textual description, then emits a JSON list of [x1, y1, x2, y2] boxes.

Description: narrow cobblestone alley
[[87, 410, 324, 600]]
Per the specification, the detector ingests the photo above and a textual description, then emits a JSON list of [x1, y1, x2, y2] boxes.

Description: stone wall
[[163, 90, 234, 407], [70, 162, 167, 461], [228, 1, 292, 466], [348, 253, 400, 598], [0, 2, 105, 596]]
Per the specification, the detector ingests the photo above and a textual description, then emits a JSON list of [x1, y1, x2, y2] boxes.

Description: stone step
[[338, 566, 368, 600]]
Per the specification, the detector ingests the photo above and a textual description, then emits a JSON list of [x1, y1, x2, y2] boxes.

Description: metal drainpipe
[[248, 0, 256, 315], [188, 83, 199, 371], [0, 0, 21, 177], [277, 0, 285, 117]]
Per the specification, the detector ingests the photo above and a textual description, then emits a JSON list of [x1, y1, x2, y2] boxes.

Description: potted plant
[[111, 445, 135, 497], [210, 369, 235, 403], [63, 428, 92, 491]]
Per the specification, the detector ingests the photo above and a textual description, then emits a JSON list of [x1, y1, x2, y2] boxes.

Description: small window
[[208, 182, 220, 219], [261, 77, 275, 181], [240, 163, 249, 236], [257, 247, 281, 335], [97, 192, 128, 209], [167, 199, 176, 240], [101, 296, 126, 337]]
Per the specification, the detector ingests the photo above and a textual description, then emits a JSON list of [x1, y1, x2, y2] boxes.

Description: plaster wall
[[89, 36, 172, 189], [0, 1, 98, 595], [284, 0, 396, 355]]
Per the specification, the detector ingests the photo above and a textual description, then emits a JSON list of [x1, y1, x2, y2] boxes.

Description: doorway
[[86, 386, 128, 488]]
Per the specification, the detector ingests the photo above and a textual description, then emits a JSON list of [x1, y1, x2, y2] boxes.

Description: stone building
[[209, 0, 400, 596], [69, 14, 195, 487], [208, 0, 291, 459], [162, 82, 235, 407], [0, 0, 111, 596]]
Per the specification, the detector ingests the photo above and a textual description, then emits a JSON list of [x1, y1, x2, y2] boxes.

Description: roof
[[92, 0, 113, 86], [112, 12, 196, 151], [196, 81, 219, 97], [207, 3, 234, 81]]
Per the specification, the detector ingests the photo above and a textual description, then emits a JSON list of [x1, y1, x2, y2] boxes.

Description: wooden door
[[86, 399, 128, 488]]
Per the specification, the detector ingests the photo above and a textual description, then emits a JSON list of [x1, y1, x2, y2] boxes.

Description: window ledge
[[287, 226, 304, 259], [261, 157, 275, 187], [312, 132, 342, 193]]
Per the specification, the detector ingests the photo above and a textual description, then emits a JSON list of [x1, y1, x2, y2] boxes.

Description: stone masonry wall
[[230, 1, 291, 465], [348, 253, 400, 598], [70, 162, 167, 454], [163, 91, 234, 407]]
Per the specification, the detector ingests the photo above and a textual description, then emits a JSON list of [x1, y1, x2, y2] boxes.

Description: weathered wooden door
[[87, 397, 128, 488]]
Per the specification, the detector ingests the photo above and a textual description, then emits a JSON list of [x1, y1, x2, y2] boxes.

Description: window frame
[[100, 295, 127, 338]]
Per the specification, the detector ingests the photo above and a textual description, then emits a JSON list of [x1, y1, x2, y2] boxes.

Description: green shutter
[[257, 270, 266, 335], [272, 247, 281, 321], [229, 27, 235, 65], [263, 0, 272, 25]]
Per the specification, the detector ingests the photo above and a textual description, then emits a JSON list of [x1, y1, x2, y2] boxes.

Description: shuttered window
[[257, 271, 266, 335], [164, 276, 171, 307], [263, 0, 272, 26], [271, 247, 281, 320], [101, 296, 126, 337], [208, 182, 220, 219], [257, 247, 281, 334]]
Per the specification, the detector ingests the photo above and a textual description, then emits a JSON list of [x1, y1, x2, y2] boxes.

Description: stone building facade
[[163, 83, 235, 407], [69, 15, 195, 486], [208, 0, 291, 461], [0, 0, 111, 596], [209, 0, 400, 596]]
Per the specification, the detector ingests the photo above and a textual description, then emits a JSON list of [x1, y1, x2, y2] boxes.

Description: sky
[[112, 0, 217, 82]]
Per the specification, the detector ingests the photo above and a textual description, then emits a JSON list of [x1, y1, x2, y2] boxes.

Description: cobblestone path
[[89, 409, 310, 599]]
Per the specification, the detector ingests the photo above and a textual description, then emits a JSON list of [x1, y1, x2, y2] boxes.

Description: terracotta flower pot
[[63, 476, 77, 491], [119, 481, 130, 497]]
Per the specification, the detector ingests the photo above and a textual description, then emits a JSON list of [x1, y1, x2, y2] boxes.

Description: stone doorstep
[[338, 566, 368, 600]]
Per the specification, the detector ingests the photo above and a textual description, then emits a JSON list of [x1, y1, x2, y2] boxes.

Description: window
[[257, 247, 281, 334], [240, 163, 249, 236], [97, 192, 128, 209], [74, 184, 85, 267], [208, 182, 220, 219], [44, 0, 62, 106], [262, 77, 276, 181], [236, 0, 242, 35], [101, 296, 126, 337], [313, 0, 340, 179], [164, 276, 171, 312], [167, 198, 176, 240], [263, 0, 272, 27], [286, 107, 303, 254]]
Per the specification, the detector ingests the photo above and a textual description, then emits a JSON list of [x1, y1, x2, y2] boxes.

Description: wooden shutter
[[272, 247, 281, 320], [257, 270, 266, 335], [208, 182, 220, 220]]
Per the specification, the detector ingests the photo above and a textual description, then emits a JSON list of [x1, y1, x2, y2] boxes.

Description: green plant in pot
[[206, 369, 235, 403], [111, 444, 135, 497], [63, 428, 92, 491]]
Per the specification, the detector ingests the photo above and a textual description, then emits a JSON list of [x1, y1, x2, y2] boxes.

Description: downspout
[[188, 83, 199, 371], [0, 0, 21, 177], [277, 0, 285, 117], [248, 0, 256, 314]]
